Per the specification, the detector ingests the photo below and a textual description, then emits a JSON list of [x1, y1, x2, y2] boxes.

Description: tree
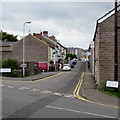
[[66, 53, 77, 60], [0, 31, 18, 42]]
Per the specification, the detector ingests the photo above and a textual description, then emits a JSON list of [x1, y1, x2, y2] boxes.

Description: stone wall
[[12, 34, 48, 63], [98, 15, 115, 89], [117, 10, 120, 88]]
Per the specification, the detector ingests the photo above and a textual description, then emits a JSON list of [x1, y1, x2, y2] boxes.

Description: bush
[[0, 61, 3, 68], [2, 59, 19, 69], [1, 59, 20, 77], [7, 72, 20, 77]]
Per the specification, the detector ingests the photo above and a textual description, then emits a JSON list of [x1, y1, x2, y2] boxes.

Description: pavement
[[1, 72, 59, 81], [81, 65, 119, 107]]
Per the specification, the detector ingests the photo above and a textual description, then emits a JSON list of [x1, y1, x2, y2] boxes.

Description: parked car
[[72, 58, 77, 64], [68, 61, 74, 68], [62, 64, 71, 71]]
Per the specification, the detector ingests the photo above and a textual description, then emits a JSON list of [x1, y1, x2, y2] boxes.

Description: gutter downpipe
[[114, 0, 118, 82]]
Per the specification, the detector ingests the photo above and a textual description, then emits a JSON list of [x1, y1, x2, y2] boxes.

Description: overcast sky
[[1, 1, 115, 49]]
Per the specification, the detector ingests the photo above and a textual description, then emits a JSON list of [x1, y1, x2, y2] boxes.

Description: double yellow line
[[73, 72, 90, 102], [73, 72, 119, 108]]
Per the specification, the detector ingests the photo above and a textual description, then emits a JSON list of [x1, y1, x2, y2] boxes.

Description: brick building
[[0, 34, 51, 70], [93, 8, 120, 90]]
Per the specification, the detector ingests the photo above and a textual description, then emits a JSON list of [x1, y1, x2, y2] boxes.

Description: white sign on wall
[[0, 68, 11, 73], [106, 80, 119, 88]]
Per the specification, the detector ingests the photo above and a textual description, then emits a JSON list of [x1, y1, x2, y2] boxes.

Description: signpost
[[20, 64, 27, 68]]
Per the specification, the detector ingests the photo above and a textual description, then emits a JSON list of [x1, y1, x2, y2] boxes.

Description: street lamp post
[[23, 21, 31, 77], [54, 40, 56, 71]]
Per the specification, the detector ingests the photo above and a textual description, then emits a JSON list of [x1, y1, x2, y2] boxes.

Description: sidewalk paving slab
[[1, 72, 59, 81], [82, 67, 119, 107]]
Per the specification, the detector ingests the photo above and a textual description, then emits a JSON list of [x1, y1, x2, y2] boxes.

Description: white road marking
[[4, 85, 75, 99], [7, 86, 14, 88], [40, 90, 50, 94], [32, 89, 40, 91], [0, 85, 5, 87], [18, 87, 29, 90], [46, 106, 116, 118], [54, 92, 63, 96], [42, 90, 52, 94], [64, 94, 75, 98]]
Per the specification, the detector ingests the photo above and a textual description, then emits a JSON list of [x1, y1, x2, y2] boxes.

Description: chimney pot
[[43, 31, 48, 36]]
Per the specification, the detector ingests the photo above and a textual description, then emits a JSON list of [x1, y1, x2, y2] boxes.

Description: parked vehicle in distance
[[62, 64, 71, 71], [72, 58, 77, 64], [36, 62, 48, 72], [81, 58, 89, 63], [68, 61, 74, 68]]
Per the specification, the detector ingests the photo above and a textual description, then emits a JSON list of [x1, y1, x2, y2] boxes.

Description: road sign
[[0, 68, 11, 73], [106, 80, 119, 88], [20, 64, 27, 68]]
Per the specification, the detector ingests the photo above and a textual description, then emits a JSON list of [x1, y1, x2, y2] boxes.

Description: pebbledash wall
[[94, 11, 120, 90]]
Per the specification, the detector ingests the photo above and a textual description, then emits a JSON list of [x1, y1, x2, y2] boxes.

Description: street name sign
[[0, 68, 11, 73], [106, 80, 119, 88]]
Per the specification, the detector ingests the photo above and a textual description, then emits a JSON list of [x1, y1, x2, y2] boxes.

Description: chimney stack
[[43, 31, 48, 36], [49, 35, 56, 40], [33, 32, 42, 38]]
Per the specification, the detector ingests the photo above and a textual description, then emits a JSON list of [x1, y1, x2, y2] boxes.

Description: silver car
[[62, 64, 71, 71]]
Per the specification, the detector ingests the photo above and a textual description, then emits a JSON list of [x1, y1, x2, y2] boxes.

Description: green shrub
[[0, 61, 3, 68], [1, 59, 20, 77], [7, 72, 19, 77], [2, 59, 19, 69]]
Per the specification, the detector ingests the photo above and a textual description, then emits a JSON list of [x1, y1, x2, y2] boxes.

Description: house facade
[[33, 31, 67, 66], [1, 34, 51, 70], [67, 47, 85, 60], [88, 42, 94, 75], [93, 9, 120, 90]]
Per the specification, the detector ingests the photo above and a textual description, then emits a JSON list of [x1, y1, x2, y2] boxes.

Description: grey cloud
[[2, 2, 114, 49]]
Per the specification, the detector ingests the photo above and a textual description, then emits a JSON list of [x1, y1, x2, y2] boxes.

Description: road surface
[[1, 61, 118, 119]]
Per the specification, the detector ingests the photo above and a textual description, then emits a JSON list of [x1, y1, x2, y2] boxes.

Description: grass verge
[[102, 90, 120, 98]]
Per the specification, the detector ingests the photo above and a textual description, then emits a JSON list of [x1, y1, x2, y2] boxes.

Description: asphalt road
[[1, 61, 119, 119]]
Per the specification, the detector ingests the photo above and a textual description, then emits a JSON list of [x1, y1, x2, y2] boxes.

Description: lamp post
[[23, 21, 31, 77], [54, 39, 56, 71]]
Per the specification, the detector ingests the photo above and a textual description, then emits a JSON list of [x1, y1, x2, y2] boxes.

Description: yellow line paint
[[1, 72, 64, 82], [36, 72, 63, 81], [73, 72, 119, 109]]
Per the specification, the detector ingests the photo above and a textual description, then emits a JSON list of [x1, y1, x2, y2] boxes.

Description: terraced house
[[1, 34, 49, 68], [93, 6, 120, 90], [0, 32, 67, 72], [33, 31, 67, 66]]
